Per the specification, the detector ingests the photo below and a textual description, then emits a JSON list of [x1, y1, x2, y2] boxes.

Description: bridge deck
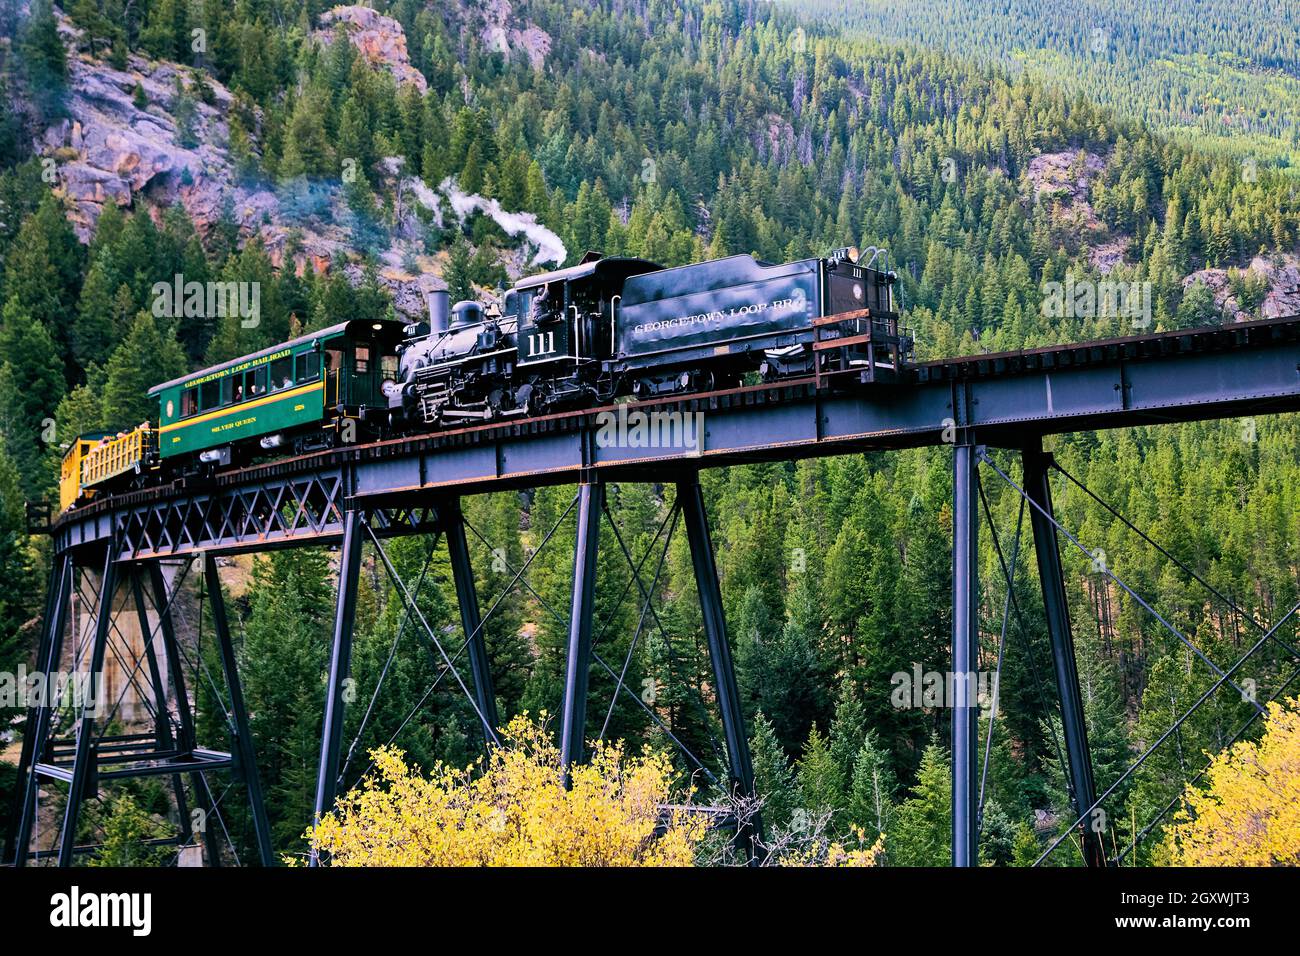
[[51, 316, 1300, 560]]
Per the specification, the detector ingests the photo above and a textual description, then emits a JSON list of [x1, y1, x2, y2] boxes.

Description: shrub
[[306, 715, 707, 866]]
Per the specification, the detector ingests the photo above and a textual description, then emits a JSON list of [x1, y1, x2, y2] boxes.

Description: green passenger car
[[149, 320, 406, 464]]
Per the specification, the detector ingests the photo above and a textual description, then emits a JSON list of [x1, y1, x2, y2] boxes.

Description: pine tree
[[847, 732, 896, 846], [978, 799, 1019, 866], [0, 78, 23, 169], [796, 724, 845, 834], [20, 0, 67, 118], [73, 255, 123, 369], [238, 548, 335, 852], [443, 234, 475, 304], [4, 193, 83, 365], [101, 312, 186, 428], [829, 677, 869, 780], [749, 710, 796, 832], [53, 383, 105, 453], [737, 581, 834, 757], [279, 94, 330, 182], [889, 737, 952, 866], [0, 298, 64, 495], [1011, 823, 1042, 867], [0, 443, 37, 673]]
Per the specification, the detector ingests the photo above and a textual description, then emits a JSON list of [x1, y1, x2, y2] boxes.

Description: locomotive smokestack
[[429, 289, 450, 334]]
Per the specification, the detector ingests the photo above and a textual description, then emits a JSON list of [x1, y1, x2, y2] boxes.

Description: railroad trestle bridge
[[9, 316, 1300, 867]]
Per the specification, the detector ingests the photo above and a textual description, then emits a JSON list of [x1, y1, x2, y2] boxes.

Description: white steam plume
[[438, 177, 567, 266]]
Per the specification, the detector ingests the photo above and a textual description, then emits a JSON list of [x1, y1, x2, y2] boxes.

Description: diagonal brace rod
[[980, 453, 1263, 713]]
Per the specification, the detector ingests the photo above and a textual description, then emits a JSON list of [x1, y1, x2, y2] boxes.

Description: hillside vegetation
[[793, 0, 1300, 166]]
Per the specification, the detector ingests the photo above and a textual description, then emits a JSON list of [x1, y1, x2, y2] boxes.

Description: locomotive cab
[[396, 256, 661, 424], [510, 256, 661, 411]]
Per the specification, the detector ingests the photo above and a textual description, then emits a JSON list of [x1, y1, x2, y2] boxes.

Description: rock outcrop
[[1024, 149, 1128, 273], [36, 11, 461, 317], [317, 6, 428, 92], [37, 7, 569, 317], [480, 0, 551, 71], [44, 20, 233, 239], [1184, 253, 1300, 321]]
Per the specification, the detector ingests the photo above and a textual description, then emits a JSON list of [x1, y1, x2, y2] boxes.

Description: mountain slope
[[790, 0, 1300, 165]]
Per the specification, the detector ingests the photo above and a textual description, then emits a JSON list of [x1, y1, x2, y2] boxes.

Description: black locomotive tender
[[392, 247, 910, 426]]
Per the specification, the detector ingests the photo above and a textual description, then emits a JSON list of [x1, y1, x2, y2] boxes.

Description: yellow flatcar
[[59, 433, 106, 512], [59, 426, 156, 512]]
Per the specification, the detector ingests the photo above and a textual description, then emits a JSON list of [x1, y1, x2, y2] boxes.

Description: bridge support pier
[[12, 552, 263, 866], [679, 477, 763, 864], [207, 555, 275, 866], [1021, 444, 1105, 867], [555, 477, 762, 861], [58, 548, 119, 866], [561, 482, 605, 771], [311, 508, 364, 865], [149, 562, 222, 867], [130, 571, 191, 843], [444, 498, 500, 741], [951, 443, 980, 867], [9, 552, 72, 866], [5, 552, 60, 861]]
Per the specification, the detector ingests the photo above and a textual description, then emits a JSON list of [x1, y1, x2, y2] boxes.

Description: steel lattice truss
[[97, 473, 444, 560]]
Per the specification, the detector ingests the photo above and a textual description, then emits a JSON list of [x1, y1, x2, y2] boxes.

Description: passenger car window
[[199, 379, 220, 411], [181, 388, 197, 417], [295, 351, 319, 382], [270, 356, 292, 391], [355, 345, 370, 373]]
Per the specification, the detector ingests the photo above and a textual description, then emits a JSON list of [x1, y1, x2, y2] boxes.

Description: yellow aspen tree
[[306, 715, 707, 866], [1164, 698, 1300, 866]]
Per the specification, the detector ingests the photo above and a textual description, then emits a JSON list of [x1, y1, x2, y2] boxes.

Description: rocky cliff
[[33, 5, 563, 320]]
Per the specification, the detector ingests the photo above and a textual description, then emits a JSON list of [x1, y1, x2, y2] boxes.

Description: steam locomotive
[[58, 248, 908, 513], [393, 248, 908, 426]]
